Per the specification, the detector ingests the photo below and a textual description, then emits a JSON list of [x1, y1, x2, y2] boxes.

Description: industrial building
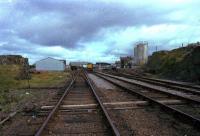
[[69, 62, 89, 70], [120, 56, 133, 68], [115, 61, 121, 68], [134, 41, 148, 65], [35, 57, 66, 71], [95, 62, 111, 70]]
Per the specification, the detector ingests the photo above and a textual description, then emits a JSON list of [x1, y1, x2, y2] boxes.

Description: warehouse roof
[[35, 57, 66, 64], [69, 61, 89, 67]]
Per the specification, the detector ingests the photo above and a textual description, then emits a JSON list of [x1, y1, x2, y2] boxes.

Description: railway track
[[100, 71, 200, 103], [3, 70, 200, 135], [108, 71, 200, 95], [88, 74, 194, 135], [34, 71, 119, 136], [95, 72, 200, 131]]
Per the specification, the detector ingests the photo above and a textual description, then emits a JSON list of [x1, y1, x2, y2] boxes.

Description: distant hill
[[146, 42, 200, 83]]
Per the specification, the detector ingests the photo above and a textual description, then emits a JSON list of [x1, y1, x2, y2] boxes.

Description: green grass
[[0, 65, 70, 89], [0, 89, 26, 112], [26, 71, 70, 88], [146, 45, 200, 82], [0, 65, 21, 90], [0, 65, 70, 112]]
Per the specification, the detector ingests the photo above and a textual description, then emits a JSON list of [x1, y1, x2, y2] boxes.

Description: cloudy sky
[[0, 0, 200, 64]]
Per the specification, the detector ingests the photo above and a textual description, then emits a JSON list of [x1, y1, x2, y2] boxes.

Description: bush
[[146, 44, 200, 82]]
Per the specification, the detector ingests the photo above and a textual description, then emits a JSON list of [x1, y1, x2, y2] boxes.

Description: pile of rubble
[[0, 55, 30, 80], [0, 55, 28, 65]]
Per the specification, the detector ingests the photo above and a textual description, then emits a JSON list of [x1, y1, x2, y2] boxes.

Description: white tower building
[[134, 41, 148, 65]]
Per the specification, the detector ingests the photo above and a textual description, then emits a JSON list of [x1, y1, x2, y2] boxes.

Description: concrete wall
[[36, 58, 65, 71]]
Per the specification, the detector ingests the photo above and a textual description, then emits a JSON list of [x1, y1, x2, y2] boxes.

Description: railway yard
[[0, 69, 199, 136], [1, 0, 200, 135]]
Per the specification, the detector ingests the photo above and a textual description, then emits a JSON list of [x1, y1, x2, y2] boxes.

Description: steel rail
[[83, 70, 120, 136], [96, 72, 200, 104], [35, 75, 77, 136], [142, 76, 200, 90], [120, 72, 200, 90], [95, 73, 200, 129], [117, 72, 200, 95]]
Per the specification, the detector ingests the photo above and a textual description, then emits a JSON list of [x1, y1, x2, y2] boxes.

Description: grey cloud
[[8, 0, 173, 49], [1, 0, 200, 63]]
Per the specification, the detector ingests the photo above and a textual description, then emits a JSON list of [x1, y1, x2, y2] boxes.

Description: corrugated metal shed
[[35, 57, 65, 71], [95, 62, 111, 69]]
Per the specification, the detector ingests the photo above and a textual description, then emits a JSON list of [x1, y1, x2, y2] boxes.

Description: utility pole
[[26, 64, 30, 89]]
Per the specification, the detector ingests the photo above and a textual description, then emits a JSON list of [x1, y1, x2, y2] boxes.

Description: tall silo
[[134, 42, 148, 65]]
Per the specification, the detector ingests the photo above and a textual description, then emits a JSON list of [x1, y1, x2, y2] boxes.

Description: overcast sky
[[0, 0, 200, 64]]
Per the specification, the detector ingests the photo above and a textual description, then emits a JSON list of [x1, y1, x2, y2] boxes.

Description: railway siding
[[88, 73, 200, 135], [97, 72, 200, 103], [94, 72, 200, 130], [112, 72, 200, 95]]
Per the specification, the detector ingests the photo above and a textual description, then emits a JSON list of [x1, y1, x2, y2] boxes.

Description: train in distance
[[86, 63, 94, 71]]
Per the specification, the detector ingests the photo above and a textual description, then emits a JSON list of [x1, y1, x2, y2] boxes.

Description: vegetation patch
[[27, 71, 70, 88], [0, 89, 30, 113], [0, 65, 70, 113], [0, 65, 21, 90], [146, 43, 200, 83], [0, 65, 70, 89]]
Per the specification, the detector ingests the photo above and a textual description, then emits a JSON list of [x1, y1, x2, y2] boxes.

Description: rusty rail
[[96, 72, 200, 104], [83, 70, 120, 136], [95, 72, 200, 130], [34, 75, 77, 136], [115, 72, 200, 95]]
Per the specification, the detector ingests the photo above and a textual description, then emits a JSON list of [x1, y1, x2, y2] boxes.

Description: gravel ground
[[98, 73, 200, 124], [89, 73, 200, 136], [41, 75, 111, 136], [0, 88, 60, 136], [104, 72, 200, 101], [89, 74, 116, 90]]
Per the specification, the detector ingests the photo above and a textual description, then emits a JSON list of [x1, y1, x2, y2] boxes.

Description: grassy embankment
[[0, 65, 70, 112], [146, 44, 200, 83], [0, 65, 70, 89]]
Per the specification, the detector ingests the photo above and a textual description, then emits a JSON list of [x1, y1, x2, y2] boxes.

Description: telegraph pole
[[26, 64, 30, 89]]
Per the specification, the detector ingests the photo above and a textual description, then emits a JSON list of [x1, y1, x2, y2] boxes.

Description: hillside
[[146, 43, 200, 83]]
